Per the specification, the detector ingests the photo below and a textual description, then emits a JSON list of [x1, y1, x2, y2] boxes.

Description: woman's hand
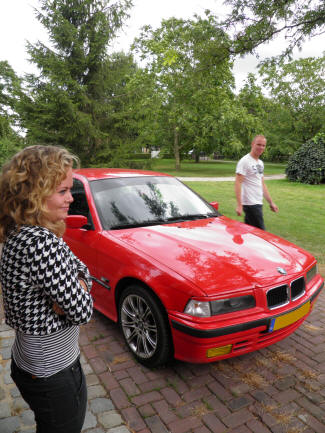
[[52, 302, 65, 315], [79, 278, 88, 291]]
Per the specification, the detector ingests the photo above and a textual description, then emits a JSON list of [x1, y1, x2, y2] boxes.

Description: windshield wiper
[[110, 213, 217, 230], [109, 219, 166, 230], [167, 213, 216, 222]]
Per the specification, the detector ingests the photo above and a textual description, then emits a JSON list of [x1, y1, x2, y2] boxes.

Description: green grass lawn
[[151, 158, 286, 177], [149, 159, 323, 264], [183, 179, 325, 265]]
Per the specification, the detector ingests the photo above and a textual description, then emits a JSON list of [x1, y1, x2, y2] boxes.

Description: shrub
[[0, 137, 23, 168], [285, 134, 325, 184], [131, 153, 151, 160], [127, 159, 152, 169]]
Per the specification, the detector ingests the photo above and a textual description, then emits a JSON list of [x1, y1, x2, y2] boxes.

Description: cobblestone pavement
[[0, 294, 131, 433], [1, 272, 325, 433]]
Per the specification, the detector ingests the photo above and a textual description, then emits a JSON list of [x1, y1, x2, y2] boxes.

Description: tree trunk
[[173, 126, 181, 171]]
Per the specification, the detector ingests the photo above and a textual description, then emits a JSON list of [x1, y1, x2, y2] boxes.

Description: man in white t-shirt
[[235, 135, 278, 230]]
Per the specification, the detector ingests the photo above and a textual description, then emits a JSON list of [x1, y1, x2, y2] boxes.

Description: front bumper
[[170, 281, 324, 364]]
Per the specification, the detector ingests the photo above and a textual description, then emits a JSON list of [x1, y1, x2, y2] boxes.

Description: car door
[[64, 177, 113, 311]]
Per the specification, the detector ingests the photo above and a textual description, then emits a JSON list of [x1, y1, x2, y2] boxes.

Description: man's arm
[[235, 173, 244, 216], [262, 178, 279, 212]]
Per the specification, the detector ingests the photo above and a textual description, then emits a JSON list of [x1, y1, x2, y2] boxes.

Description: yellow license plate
[[269, 301, 310, 332]]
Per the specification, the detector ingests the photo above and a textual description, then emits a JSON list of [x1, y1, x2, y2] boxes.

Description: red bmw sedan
[[64, 168, 324, 367]]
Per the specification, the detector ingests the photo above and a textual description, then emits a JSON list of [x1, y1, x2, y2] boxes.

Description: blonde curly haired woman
[[0, 145, 93, 433]]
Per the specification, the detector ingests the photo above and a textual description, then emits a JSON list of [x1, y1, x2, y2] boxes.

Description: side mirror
[[65, 215, 88, 229], [210, 201, 219, 211]]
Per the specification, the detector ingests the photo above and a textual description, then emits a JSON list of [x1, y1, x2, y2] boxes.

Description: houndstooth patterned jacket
[[0, 225, 93, 335]]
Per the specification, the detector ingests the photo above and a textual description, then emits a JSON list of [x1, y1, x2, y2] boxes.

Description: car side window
[[69, 179, 93, 229]]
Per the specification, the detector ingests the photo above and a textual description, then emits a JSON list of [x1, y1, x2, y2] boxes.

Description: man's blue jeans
[[11, 356, 87, 433]]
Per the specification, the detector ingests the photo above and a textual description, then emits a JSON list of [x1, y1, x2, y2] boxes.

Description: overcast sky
[[0, 0, 323, 90]]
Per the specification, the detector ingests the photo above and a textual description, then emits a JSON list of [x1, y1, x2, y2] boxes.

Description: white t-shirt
[[236, 153, 264, 205]]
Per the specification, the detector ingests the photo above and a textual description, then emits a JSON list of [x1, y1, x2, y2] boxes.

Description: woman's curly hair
[[0, 145, 79, 240]]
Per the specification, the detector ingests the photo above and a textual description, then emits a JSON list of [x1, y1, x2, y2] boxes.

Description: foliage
[[286, 133, 325, 184], [260, 102, 302, 162], [0, 61, 23, 133], [236, 76, 283, 161], [260, 56, 325, 144], [2, 1, 324, 169], [0, 136, 23, 168], [223, 0, 325, 56], [132, 13, 257, 170], [18, 0, 132, 165], [236, 73, 270, 158], [0, 61, 24, 165], [88, 51, 146, 166], [237, 54, 325, 162], [130, 153, 151, 160]]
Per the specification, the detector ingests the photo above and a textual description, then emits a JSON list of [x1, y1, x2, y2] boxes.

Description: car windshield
[[90, 176, 218, 230]]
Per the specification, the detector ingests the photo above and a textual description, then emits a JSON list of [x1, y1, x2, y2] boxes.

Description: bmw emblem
[[277, 267, 287, 275]]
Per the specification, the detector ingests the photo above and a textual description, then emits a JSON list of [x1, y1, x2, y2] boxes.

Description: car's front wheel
[[119, 284, 172, 367]]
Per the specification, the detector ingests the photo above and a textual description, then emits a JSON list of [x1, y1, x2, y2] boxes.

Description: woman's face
[[45, 168, 73, 222]]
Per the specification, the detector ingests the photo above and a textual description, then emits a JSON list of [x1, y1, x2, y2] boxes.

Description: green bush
[[127, 159, 152, 169], [285, 133, 325, 184], [0, 137, 23, 168], [131, 153, 151, 160]]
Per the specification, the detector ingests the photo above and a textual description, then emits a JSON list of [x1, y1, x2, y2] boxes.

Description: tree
[[260, 56, 325, 144], [237, 73, 299, 161], [0, 61, 23, 132], [88, 51, 145, 166], [120, 66, 164, 157], [132, 13, 252, 170], [19, 0, 132, 164], [236, 74, 269, 156], [223, 0, 325, 56], [0, 61, 24, 165], [260, 101, 299, 161]]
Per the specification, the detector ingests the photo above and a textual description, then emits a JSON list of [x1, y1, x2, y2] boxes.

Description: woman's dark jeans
[[11, 357, 87, 433]]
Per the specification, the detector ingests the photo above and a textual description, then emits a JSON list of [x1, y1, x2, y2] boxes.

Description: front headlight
[[306, 264, 318, 283], [184, 295, 256, 318], [184, 300, 211, 317]]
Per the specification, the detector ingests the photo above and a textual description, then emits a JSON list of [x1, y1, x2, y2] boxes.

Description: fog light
[[206, 345, 232, 358]]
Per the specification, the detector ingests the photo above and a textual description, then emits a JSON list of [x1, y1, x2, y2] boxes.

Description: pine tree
[[20, 0, 132, 163]]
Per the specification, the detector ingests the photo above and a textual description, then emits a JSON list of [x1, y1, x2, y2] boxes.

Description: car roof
[[73, 167, 172, 181]]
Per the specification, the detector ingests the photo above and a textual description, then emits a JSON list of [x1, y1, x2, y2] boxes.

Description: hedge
[[286, 133, 325, 184]]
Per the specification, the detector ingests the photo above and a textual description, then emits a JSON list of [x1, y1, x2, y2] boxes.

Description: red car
[[64, 168, 324, 367]]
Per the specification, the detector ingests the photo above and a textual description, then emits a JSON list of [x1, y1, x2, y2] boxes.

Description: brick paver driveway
[[80, 281, 325, 433]]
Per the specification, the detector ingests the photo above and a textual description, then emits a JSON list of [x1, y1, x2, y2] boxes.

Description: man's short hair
[[252, 134, 266, 143]]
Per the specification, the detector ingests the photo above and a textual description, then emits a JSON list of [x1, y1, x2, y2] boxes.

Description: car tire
[[119, 284, 172, 367]]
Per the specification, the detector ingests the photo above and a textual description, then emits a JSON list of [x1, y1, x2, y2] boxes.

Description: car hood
[[109, 216, 312, 295]]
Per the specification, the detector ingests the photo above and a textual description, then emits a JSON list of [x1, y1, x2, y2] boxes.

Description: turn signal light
[[206, 345, 232, 358]]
